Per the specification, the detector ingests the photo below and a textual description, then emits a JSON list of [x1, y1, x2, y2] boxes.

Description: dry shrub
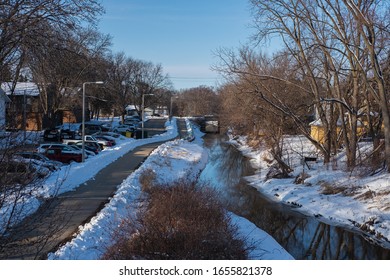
[[103, 181, 248, 260], [320, 182, 366, 197], [138, 168, 156, 192], [355, 190, 376, 200], [320, 182, 348, 195]]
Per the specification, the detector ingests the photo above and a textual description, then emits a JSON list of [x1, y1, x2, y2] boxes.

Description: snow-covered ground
[[48, 120, 293, 260], [228, 134, 390, 250]]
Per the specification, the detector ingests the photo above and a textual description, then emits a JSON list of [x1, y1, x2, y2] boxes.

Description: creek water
[[199, 134, 390, 260]]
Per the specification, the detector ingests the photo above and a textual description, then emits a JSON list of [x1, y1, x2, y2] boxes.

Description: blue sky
[[98, 0, 254, 90]]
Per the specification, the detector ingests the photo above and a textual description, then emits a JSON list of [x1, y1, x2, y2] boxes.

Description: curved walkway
[[1, 119, 183, 259]]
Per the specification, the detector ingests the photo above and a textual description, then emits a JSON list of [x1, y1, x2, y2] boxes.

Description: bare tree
[[105, 53, 142, 121], [341, 0, 390, 170], [130, 61, 172, 116], [216, 49, 313, 174], [175, 86, 219, 117], [26, 26, 111, 127], [0, 0, 104, 83], [103, 53, 172, 121]]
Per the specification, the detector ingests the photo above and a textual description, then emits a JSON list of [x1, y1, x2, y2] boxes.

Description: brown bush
[[103, 181, 248, 260], [138, 168, 156, 192], [320, 182, 348, 195]]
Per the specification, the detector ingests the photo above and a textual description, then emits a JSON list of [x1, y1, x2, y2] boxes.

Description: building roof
[[1, 82, 40, 96], [125, 105, 137, 111]]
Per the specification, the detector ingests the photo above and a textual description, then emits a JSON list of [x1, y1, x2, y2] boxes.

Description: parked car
[[68, 141, 101, 155], [43, 126, 81, 142], [100, 122, 112, 132], [112, 124, 135, 134], [43, 147, 82, 164], [36, 143, 82, 154], [62, 135, 105, 149], [84, 124, 102, 135], [65, 144, 92, 159], [43, 127, 61, 142], [123, 118, 141, 126], [85, 135, 108, 149], [95, 135, 116, 147], [100, 131, 122, 139], [60, 129, 77, 140], [15, 151, 64, 171], [124, 115, 141, 122], [67, 143, 96, 157]]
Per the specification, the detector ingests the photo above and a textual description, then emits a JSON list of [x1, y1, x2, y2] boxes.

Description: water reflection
[[199, 134, 390, 260]]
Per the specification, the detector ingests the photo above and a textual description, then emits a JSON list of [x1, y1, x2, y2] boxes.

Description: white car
[[112, 124, 135, 133]]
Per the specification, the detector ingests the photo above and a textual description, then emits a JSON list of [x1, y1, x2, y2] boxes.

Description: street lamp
[[170, 95, 179, 123], [82, 81, 104, 162], [141, 93, 154, 139]]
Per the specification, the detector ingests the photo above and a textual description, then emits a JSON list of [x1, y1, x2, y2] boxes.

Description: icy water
[[199, 134, 390, 260]]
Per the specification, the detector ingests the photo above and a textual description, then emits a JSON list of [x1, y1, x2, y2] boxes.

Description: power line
[[169, 76, 219, 80]]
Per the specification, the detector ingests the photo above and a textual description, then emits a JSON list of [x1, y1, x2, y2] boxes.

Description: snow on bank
[[228, 134, 390, 249]]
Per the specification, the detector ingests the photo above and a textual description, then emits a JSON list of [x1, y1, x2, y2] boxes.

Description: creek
[[199, 134, 390, 260]]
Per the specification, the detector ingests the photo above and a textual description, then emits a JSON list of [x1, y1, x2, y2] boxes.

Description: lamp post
[[170, 95, 179, 123], [82, 81, 104, 162], [141, 93, 154, 139]]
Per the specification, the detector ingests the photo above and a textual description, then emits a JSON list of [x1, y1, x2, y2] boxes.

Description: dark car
[[60, 129, 76, 140], [43, 127, 77, 142], [43, 128, 61, 142], [83, 123, 102, 135], [69, 141, 101, 154]]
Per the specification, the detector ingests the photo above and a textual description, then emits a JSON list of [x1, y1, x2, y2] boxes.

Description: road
[[0, 118, 179, 259]]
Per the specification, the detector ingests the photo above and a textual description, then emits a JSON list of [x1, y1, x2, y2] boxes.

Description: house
[[154, 105, 169, 116], [1, 82, 85, 131], [1, 82, 41, 130], [309, 117, 367, 144], [0, 87, 11, 131]]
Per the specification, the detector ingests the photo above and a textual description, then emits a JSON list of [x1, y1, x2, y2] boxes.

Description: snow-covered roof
[[1, 82, 40, 96], [309, 119, 322, 126], [310, 118, 344, 126], [125, 105, 137, 111]]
